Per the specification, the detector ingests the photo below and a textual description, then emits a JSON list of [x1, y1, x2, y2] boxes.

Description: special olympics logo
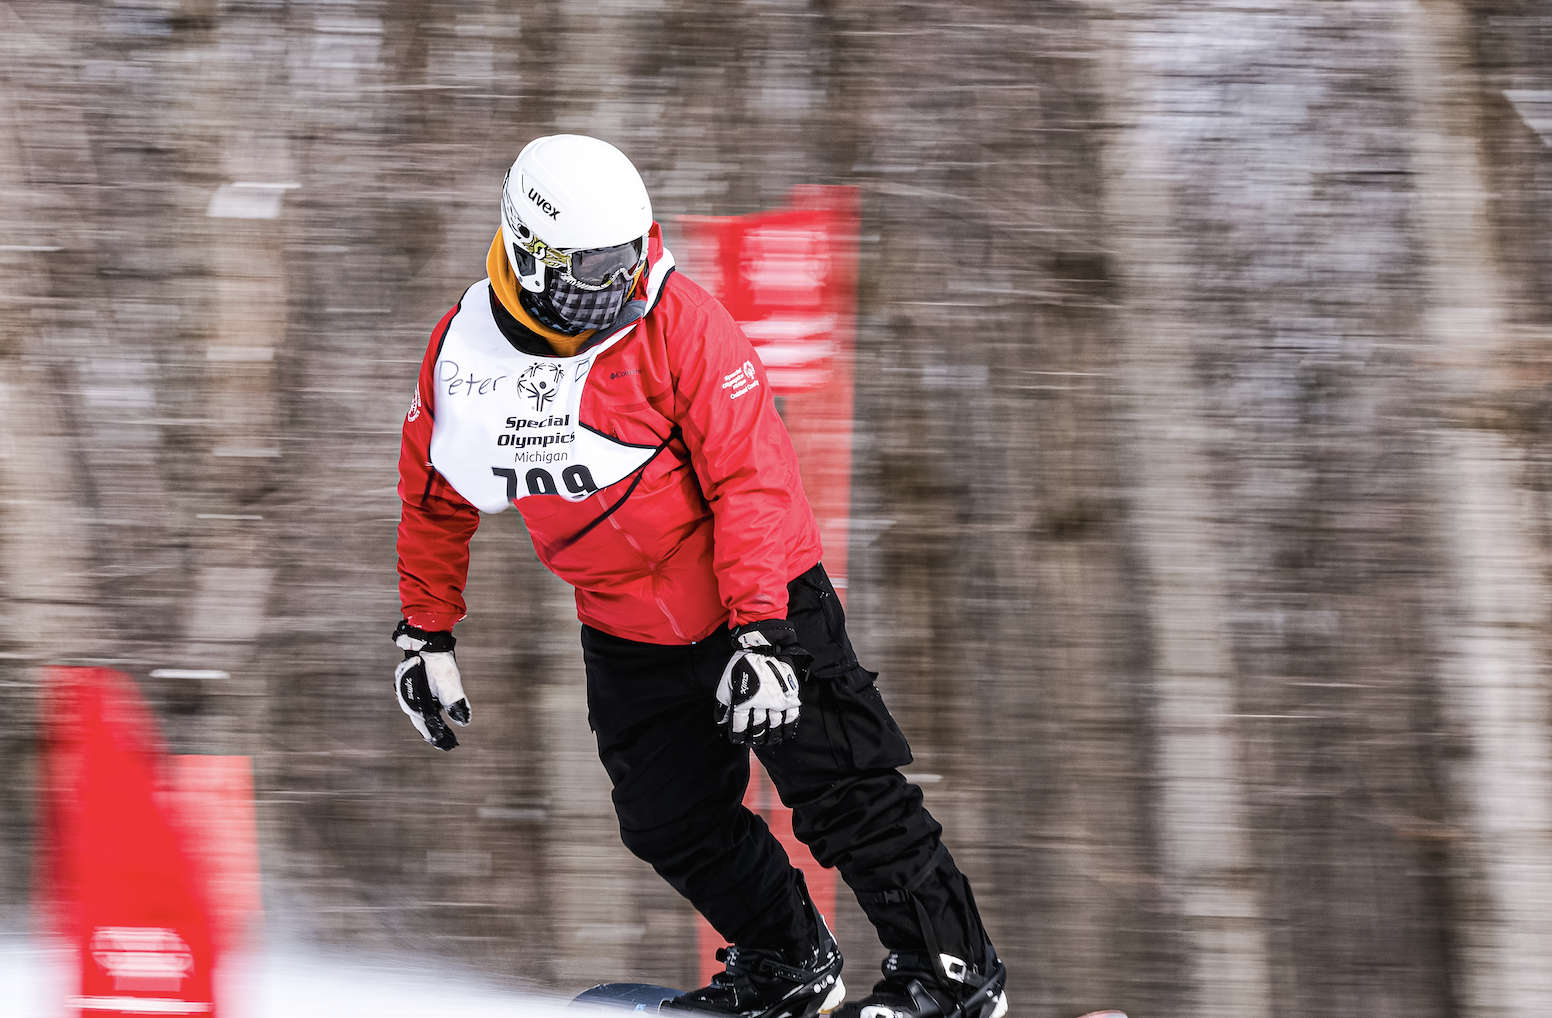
[[517, 363, 565, 412], [743, 361, 756, 381]]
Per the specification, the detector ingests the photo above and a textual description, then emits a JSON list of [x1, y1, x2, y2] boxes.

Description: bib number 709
[[492, 465, 599, 500]]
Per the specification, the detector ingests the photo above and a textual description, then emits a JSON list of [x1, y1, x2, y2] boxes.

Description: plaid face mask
[[544, 270, 635, 333]]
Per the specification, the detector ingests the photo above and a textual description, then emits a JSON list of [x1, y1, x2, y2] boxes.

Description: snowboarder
[[393, 134, 1007, 1018]]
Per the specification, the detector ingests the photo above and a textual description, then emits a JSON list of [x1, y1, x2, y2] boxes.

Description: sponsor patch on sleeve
[[721, 361, 760, 400]]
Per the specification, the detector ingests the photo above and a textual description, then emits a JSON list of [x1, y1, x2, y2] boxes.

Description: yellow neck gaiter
[[486, 232, 595, 358]]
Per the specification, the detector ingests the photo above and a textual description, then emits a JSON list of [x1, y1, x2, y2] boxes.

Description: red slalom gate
[[676, 185, 860, 985], [39, 667, 261, 1018]]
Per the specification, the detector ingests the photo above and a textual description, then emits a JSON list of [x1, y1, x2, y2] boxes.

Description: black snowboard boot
[[834, 951, 1007, 1018], [666, 893, 845, 1018]]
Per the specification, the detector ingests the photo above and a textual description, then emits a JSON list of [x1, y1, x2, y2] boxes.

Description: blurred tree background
[[3, 2, 1552, 1017]]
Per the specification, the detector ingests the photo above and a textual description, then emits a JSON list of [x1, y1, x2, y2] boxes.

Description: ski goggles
[[507, 215, 646, 292]]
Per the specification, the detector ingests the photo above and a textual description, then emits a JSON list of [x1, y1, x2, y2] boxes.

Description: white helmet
[[500, 135, 653, 296]]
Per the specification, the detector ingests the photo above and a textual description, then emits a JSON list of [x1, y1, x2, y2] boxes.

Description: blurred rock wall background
[[3, 1, 1552, 1017]]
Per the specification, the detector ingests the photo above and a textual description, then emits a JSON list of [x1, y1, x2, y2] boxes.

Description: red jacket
[[397, 229, 823, 644]]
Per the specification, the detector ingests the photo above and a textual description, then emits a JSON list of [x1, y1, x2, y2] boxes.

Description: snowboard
[[571, 983, 682, 1012], [570, 983, 1128, 1018]]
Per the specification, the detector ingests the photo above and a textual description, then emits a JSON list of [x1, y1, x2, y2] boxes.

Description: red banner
[[39, 667, 233, 1018], [676, 185, 861, 984]]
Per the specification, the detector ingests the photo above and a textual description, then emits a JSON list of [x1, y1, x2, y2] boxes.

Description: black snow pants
[[582, 562, 995, 966]]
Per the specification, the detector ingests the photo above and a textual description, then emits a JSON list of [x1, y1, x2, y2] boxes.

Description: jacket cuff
[[403, 611, 464, 633], [728, 608, 786, 629]]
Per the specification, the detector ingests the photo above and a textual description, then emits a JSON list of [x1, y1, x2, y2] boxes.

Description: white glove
[[715, 620, 811, 745], [392, 621, 471, 751]]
